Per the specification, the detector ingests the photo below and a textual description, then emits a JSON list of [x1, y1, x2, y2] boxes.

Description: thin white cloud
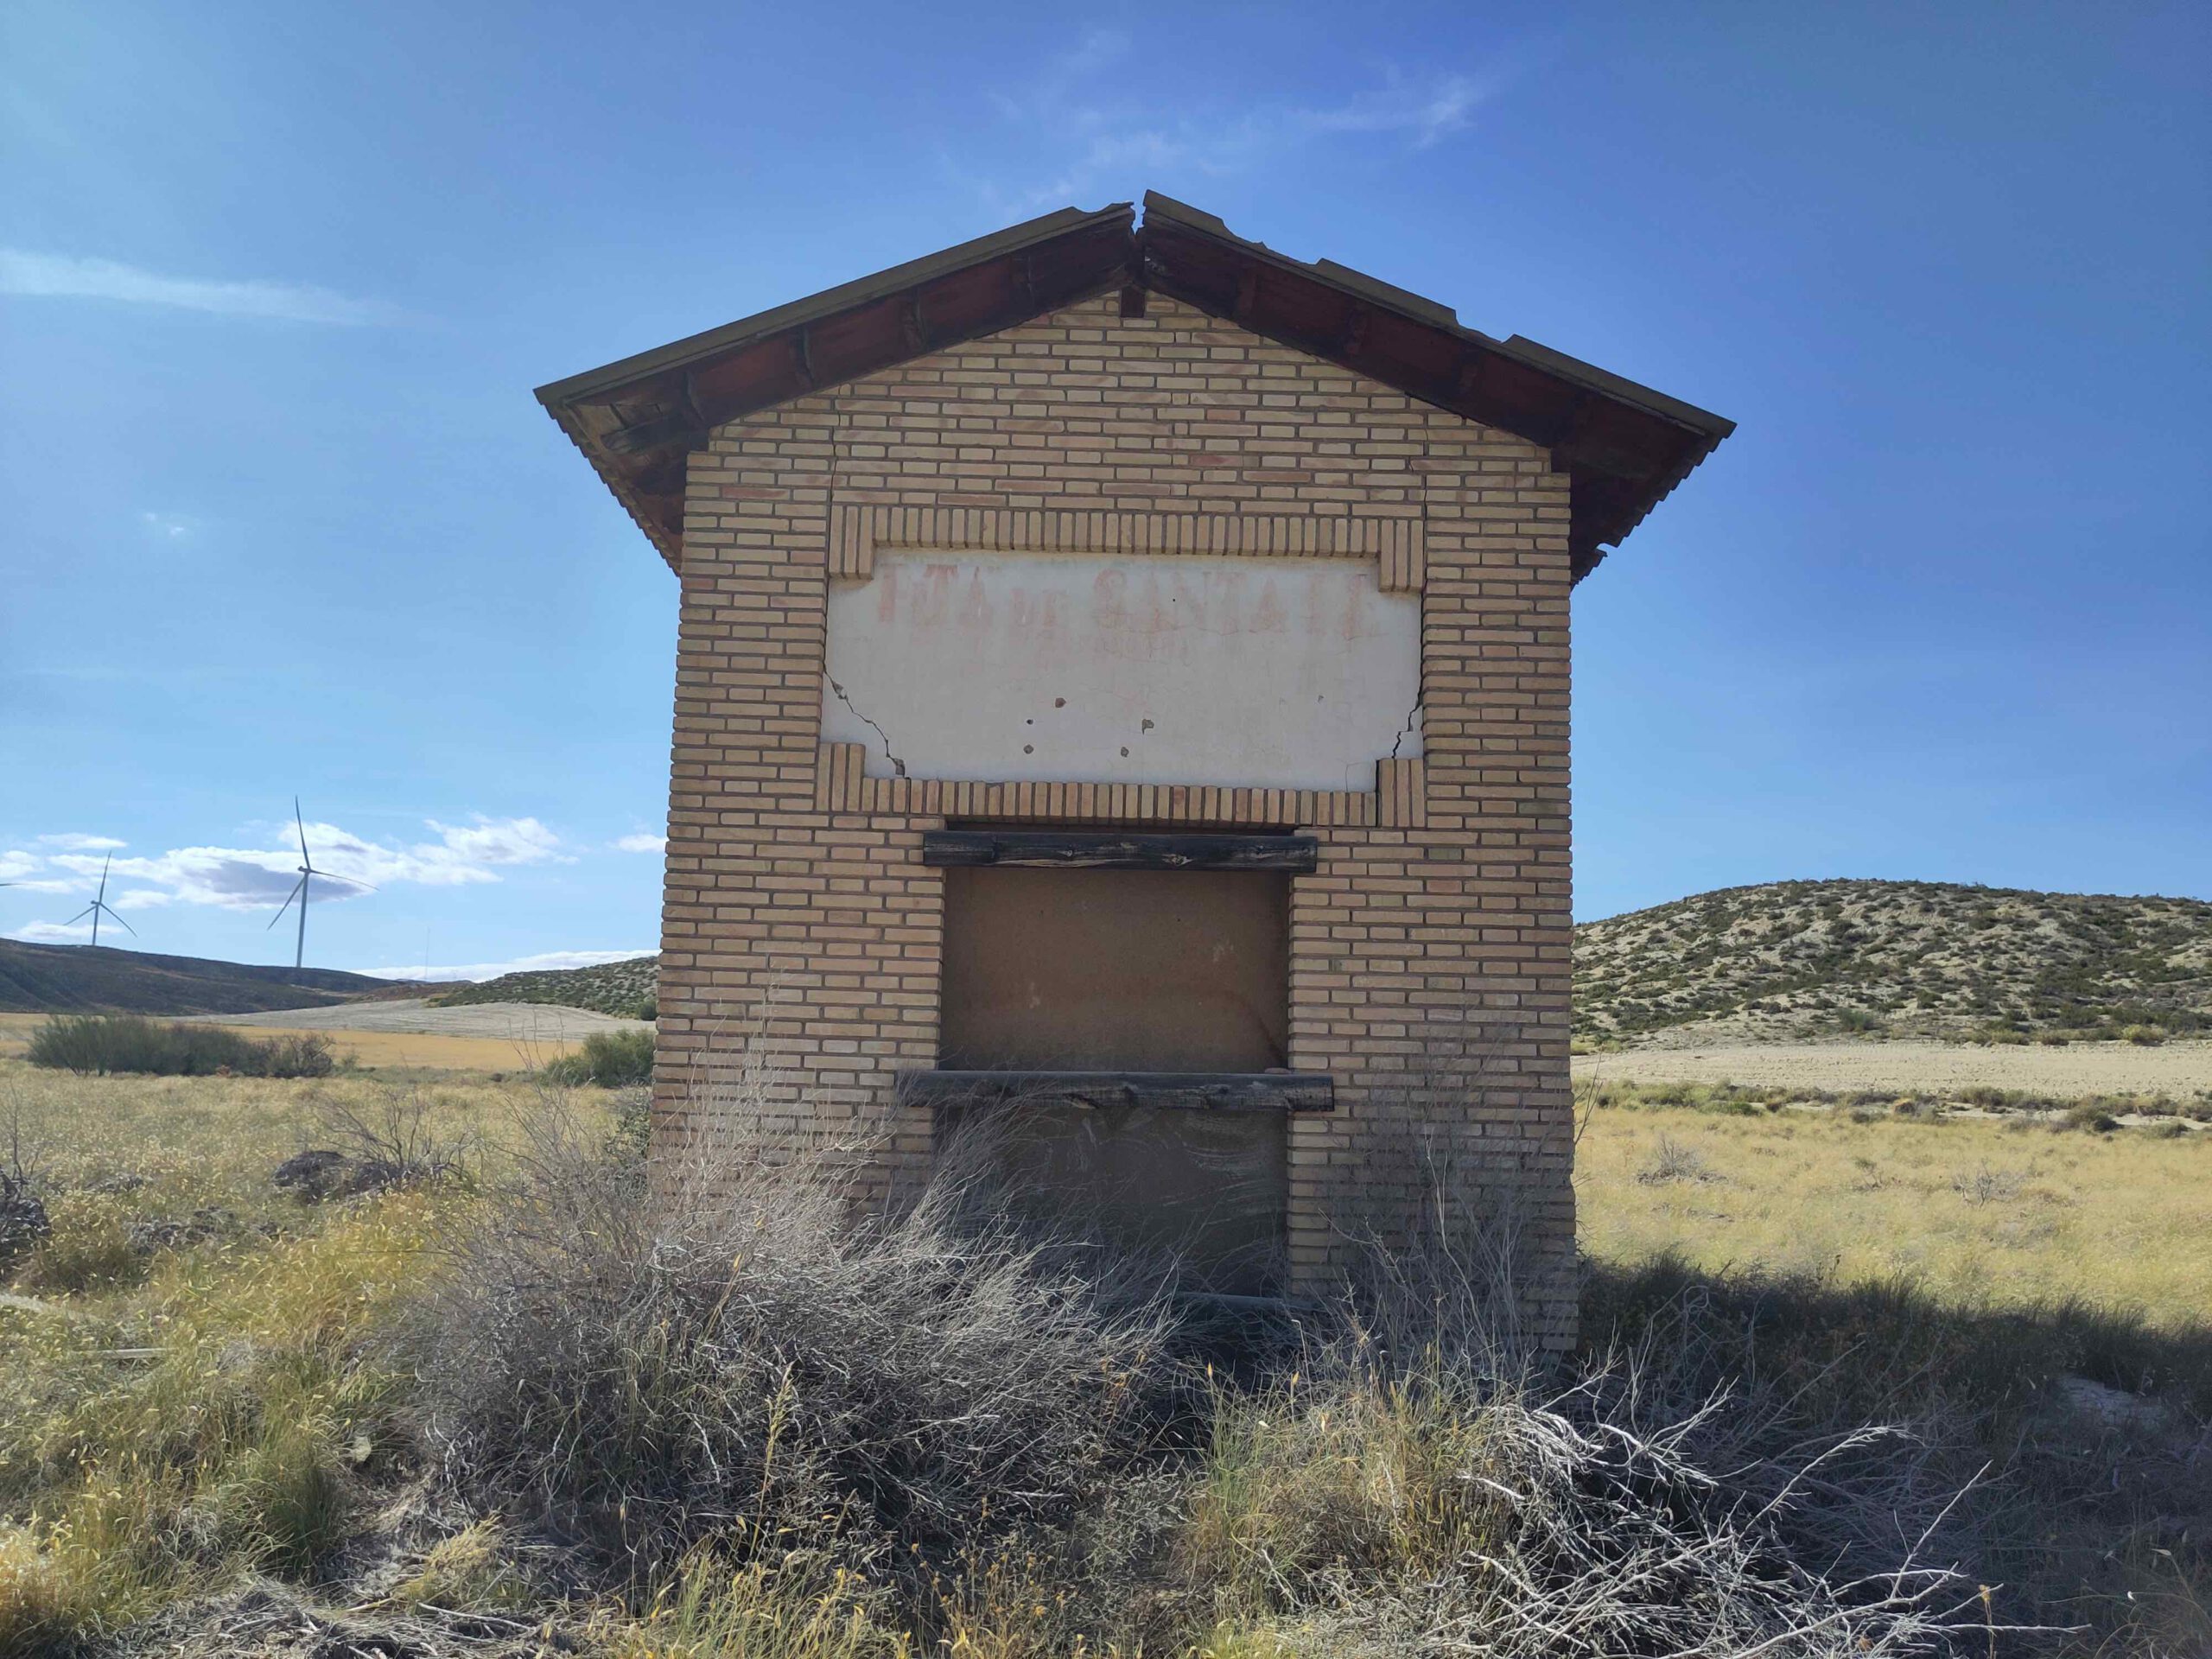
[[39, 833, 124, 851], [0, 250, 404, 326], [39, 815, 566, 914], [1056, 28, 1129, 76], [2, 845, 111, 893], [357, 948, 656, 984], [975, 42, 1510, 212], [613, 833, 667, 855], [1019, 130, 1196, 210], [1298, 71, 1497, 149], [141, 511, 194, 540], [7, 920, 93, 944], [422, 817, 565, 874]]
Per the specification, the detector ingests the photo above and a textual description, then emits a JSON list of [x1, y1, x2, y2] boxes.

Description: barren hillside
[[1575, 879, 2211, 1046], [0, 939, 425, 1016]]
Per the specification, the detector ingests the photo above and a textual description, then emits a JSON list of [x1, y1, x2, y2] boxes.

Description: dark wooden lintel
[[921, 830, 1318, 872], [899, 1070, 1335, 1114]]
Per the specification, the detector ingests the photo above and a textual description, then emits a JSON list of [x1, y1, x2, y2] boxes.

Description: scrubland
[[1574, 879, 2211, 1046], [0, 1056, 2204, 1657]]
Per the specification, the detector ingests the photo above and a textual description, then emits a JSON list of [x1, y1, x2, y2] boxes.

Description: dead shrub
[[305, 1088, 476, 1193], [1951, 1161, 2027, 1205], [1636, 1133, 1717, 1185], [401, 1088, 1175, 1579], [1, 1091, 50, 1269], [1185, 1197, 2000, 1657]]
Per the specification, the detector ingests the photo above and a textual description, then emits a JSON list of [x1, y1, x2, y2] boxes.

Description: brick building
[[537, 194, 1730, 1343]]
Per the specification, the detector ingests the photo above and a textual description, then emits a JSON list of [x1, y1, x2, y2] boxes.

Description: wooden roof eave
[[536, 194, 1732, 583], [536, 203, 1140, 573], [1133, 192, 1734, 582]]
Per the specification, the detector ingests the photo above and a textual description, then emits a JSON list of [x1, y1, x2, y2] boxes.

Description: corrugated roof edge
[[538, 400, 679, 569], [1495, 336, 1734, 440], [1139, 191, 1731, 443], [534, 202, 1135, 408]]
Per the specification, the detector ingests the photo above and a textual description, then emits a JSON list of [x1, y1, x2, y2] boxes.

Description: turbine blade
[[102, 904, 137, 938], [296, 798, 310, 865], [65, 905, 96, 925], [267, 875, 306, 927]]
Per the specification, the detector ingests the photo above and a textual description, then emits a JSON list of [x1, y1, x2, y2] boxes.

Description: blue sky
[[3, 2, 2206, 976]]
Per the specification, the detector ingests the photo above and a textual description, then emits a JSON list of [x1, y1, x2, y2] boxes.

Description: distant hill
[[433, 956, 658, 1020], [0, 939, 426, 1016], [1575, 879, 2211, 1046]]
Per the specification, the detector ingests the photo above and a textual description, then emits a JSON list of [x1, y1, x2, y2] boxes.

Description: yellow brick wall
[[656, 292, 1577, 1347]]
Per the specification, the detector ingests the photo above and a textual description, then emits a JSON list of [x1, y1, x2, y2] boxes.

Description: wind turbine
[[267, 799, 372, 970], [61, 854, 136, 948]]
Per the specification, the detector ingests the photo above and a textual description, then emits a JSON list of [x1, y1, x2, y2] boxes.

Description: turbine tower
[[268, 798, 321, 969], [267, 798, 372, 970], [60, 854, 136, 948]]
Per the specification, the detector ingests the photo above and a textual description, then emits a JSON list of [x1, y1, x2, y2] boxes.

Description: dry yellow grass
[[1576, 1099, 2212, 1329], [0, 1059, 599, 1649], [0, 1010, 579, 1071], [0, 1060, 556, 1272], [1574, 1037, 2212, 1098], [3, 1063, 2204, 1654]]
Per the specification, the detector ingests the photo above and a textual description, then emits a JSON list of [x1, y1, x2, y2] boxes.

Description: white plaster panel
[[821, 551, 1421, 790]]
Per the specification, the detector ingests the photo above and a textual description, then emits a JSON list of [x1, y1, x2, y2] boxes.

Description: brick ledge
[[815, 741, 1427, 828]]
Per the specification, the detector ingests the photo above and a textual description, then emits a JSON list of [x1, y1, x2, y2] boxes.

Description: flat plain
[[1578, 1090, 2211, 1325], [1577, 1036, 2212, 1098], [0, 1008, 607, 1072], [182, 996, 652, 1040]]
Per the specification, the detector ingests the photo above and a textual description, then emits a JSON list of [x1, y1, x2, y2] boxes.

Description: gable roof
[[537, 193, 1732, 582]]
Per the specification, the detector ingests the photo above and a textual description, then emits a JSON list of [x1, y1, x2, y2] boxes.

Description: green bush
[[25, 1016, 334, 1079], [543, 1028, 657, 1089]]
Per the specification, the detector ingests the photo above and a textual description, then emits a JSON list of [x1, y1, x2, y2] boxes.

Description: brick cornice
[[828, 505, 1423, 592]]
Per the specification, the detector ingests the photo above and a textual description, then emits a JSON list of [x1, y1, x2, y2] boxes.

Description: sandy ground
[[184, 998, 652, 1040], [1576, 1039, 2212, 1099]]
